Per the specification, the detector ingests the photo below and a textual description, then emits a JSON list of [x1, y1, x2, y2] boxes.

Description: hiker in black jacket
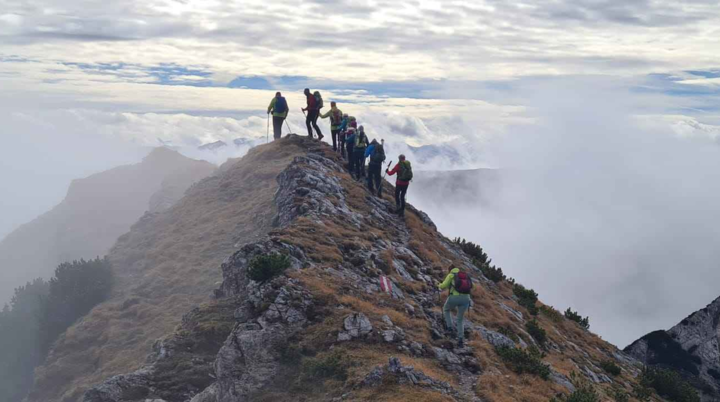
[[365, 139, 385, 196]]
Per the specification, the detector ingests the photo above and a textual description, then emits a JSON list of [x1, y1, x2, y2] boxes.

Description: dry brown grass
[[28, 137, 310, 402]]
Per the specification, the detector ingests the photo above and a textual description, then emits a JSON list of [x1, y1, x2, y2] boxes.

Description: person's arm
[[438, 273, 454, 290], [386, 163, 399, 175], [365, 144, 374, 158], [268, 98, 276, 114], [320, 110, 331, 119]]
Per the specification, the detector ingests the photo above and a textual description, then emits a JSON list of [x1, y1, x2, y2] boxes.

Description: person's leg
[[398, 184, 408, 215], [312, 111, 323, 139], [456, 297, 470, 341], [347, 145, 354, 173], [331, 129, 338, 151], [395, 185, 401, 210], [442, 297, 454, 331], [372, 164, 381, 193], [305, 113, 313, 137], [367, 164, 374, 191], [273, 117, 283, 140]]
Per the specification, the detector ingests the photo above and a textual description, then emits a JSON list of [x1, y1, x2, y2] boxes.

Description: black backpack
[[370, 144, 386, 164], [453, 272, 473, 294], [314, 91, 324, 109], [275, 97, 288, 114]]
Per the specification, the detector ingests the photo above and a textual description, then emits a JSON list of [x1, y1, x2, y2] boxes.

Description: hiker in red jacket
[[301, 88, 323, 141], [386, 155, 413, 217]]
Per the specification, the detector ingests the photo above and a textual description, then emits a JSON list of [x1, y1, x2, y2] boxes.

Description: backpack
[[370, 144, 385, 164], [355, 132, 368, 148], [314, 91, 324, 109], [453, 271, 473, 294], [274, 97, 288, 114], [398, 160, 413, 181], [331, 109, 342, 124]]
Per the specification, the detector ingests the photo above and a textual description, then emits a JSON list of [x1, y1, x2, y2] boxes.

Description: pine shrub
[[247, 254, 290, 283], [600, 360, 622, 376], [525, 319, 547, 346], [540, 305, 563, 323], [496, 346, 550, 379], [564, 307, 590, 329], [640, 366, 700, 402], [513, 283, 539, 315]]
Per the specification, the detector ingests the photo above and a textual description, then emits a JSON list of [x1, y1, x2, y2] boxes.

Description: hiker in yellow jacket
[[320, 101, 343, 152], [438, 266, 472, 348], [267, 92, 289, 140]]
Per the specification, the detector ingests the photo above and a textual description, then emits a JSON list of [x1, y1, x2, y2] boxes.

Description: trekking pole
[[266, 113, 270, 144], [285, 119, 292, 136]]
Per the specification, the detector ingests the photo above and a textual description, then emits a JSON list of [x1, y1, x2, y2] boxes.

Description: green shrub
[[497, 326, 520, 343], [246, 254, 290, 283], [40, 257, 113, 352], [540, 305, 563, 323], [525, 319, 547, 346], [453, 238, 507, 283], [640, 366, 699, 402], [600, 360, 622, 376], [633, 382, 653, 401], [300, 351, 350, 382], [564, 308, 590, 329], [550, 384, 599, 402], [496, 346, 550, 380], [513, 283, 539, 315], [610, 387, 630, 402]]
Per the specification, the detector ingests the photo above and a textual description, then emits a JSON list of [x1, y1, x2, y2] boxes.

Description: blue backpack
[[275, 97, 288, 114]]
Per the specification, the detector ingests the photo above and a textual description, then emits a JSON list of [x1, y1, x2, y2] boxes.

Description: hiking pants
[[367, 162, 382, 194], [395, 184, 408, 215], [443, 295, 471, 340], [331, 129, 339, 151], [306, 109, 322, 138], [272, 116, 285, 140], [353, 148, 366, 178], [346, 143, 354, 173], [338, 132, 346, 158]]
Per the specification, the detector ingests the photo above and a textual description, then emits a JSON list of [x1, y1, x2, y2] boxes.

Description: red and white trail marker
[[380, 276, 393, 294]]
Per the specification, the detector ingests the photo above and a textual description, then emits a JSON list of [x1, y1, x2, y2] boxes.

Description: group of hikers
[[269, 90, 471, 348], [268, 89, 414, 217]]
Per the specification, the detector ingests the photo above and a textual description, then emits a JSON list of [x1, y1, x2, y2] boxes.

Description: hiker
[[345, 127, 356, 174], [301, 88, 323, 140], [337, 113, 349, 158], [267, 92, 288, 140], [320, 101, 343, 152], [365, 139, 385, 196], [385, 155, 413, 217], [438, 265, 472, 348], [353, 126, 369, 180]]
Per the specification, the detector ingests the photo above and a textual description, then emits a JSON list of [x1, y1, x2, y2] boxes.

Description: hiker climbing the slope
[[267, 92, 289, 140], [301, 88, 324, 141], [438, 265, 473, 348], [337, 113, 349, 158], [320, 101, 343, 152], [385, 154, 413, 217], [345, 127, 356, 174], [365, 139, 385, 196], [353, 126, 369, 180]]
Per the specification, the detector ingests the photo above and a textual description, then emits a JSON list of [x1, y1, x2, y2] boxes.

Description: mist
[[411, 79, 720, 347]]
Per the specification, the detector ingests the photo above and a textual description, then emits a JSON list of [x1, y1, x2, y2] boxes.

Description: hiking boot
[[318, 134, 324, 141], [457, 339, 465, 348]]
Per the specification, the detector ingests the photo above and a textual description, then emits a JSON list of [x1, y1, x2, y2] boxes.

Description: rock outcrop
[[626, 296, 720, 400], [34, 135, 649, 402]]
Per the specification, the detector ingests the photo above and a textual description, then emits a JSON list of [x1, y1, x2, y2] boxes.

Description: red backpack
[[453, 272, 473, 294], [332, 109, 342, 124]]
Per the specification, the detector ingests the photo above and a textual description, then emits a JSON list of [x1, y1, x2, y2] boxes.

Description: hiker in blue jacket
[[365, 139, 385, 196], [337, 113, 349, 158], [345, 128, 356, 174], [267, 92, 288, 140]]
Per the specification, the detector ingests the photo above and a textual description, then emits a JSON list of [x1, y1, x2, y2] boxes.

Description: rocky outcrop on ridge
[[626, 297, 720, 401], [72, 135, 645, 402]]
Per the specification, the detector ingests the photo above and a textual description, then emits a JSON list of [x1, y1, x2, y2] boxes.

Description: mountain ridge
[[25, 135, 660, 402]]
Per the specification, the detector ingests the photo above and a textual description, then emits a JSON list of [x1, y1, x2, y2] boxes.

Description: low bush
[[611, 387, 630, 402], [525, 319, 547, 346], [299, 351, 350, 383], [497, 326, 520, 343], [540, 305, 563, 323], [453, 238, 507, 283], [480, 264, 506, 283], [496, 346, 550, 379], [641, 366, 699, 402], [600, 360, 622, 376], [550, 384, 599, 402], [564, 308, 590, 329], [247, 254, 291, 283], [513, 283, 539, 315]]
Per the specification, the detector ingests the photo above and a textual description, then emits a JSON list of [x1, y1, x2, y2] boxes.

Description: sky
[[2, 0, 720, 346]]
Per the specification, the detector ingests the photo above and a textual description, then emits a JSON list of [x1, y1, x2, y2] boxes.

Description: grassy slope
[[27, 140, 308, 402]]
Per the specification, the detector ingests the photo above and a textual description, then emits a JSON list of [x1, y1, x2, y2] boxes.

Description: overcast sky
[[2, 0, 720, 346]]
